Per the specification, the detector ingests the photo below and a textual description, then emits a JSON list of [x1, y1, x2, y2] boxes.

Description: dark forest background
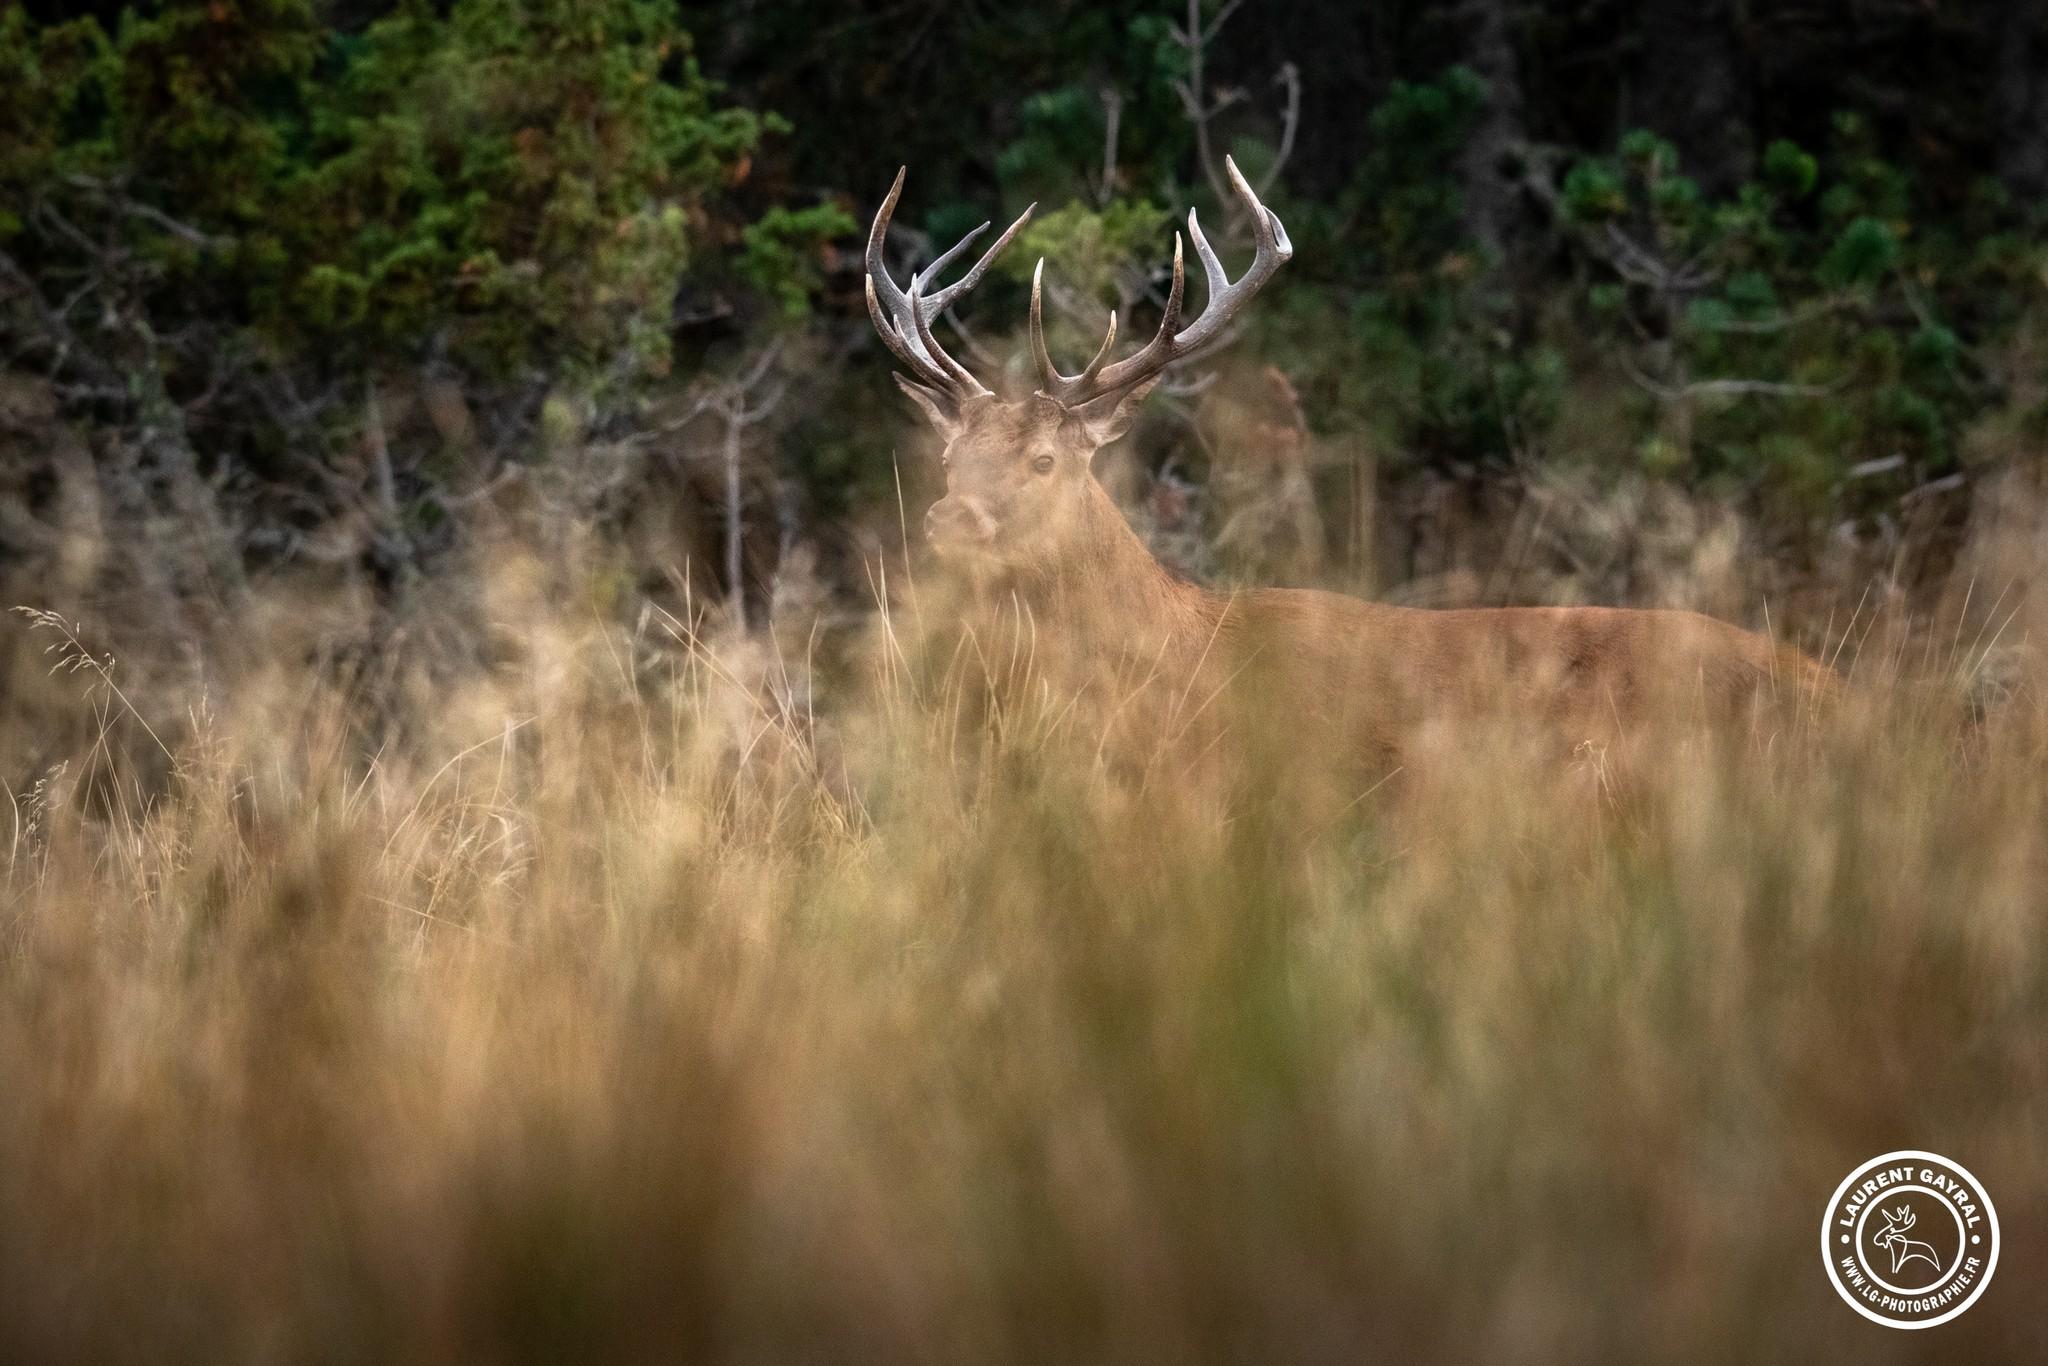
[[4, 0, 2047, 659]]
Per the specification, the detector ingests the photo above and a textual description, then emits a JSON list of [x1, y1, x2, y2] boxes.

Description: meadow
[[1, 514, 2042, 1366], [6, 1, 2048, 1358]]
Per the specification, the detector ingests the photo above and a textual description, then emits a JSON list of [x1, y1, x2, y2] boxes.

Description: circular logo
[[1822, 1150, 1998, 1328]]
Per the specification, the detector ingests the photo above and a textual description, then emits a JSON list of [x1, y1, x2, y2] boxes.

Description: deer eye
[[1032, 454, 1056, 474]]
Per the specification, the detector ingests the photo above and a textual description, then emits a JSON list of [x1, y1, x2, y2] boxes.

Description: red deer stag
[[866, 160, 1835, 779]]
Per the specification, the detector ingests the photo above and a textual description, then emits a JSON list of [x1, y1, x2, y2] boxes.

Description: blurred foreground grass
[[0, 573, 2044, 1366]]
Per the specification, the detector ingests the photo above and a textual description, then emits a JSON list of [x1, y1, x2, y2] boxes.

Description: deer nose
[[925, 497, 995, 550]]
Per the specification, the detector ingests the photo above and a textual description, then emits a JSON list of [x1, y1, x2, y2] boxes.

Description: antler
[[1030, 153, 1291, 406], [1894, 1206, 1915, 1230], [866, 167, 1034, 401]]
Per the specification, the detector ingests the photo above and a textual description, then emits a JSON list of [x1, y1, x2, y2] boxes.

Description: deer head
[[866, 161, 1291, 570], [1873, 1205, 1916, 1246]]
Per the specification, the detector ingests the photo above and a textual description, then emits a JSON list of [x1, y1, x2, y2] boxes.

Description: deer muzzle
[[925, 497, 998, 553]]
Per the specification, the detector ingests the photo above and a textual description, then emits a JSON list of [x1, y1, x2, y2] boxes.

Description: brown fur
[[919, 394, 1835, 780]]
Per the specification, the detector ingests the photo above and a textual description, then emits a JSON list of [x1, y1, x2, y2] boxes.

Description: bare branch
[[1619, 351, 1838, 403], [0, 246, 117, 387], [1179, 0, 1233, 213], [676, 338, 791, 632], [1687, 295, 1856, 333], [364, 378, 400, 525], [1899, 471, 1967, 504], [432, 465, 522, 511], [1174, 1, 1296, 242], [1098, 87, 1124, 205], [1255, 63, 1303, 199], [63, 175, 233, 250], [941, 307, 1006, 376], [1680, 378, 1838, 399], [1845, 454, 1906, 480], [1200, 0, 1246, 44]]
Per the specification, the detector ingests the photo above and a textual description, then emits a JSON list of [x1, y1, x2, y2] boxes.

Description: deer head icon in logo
[[1871, 1205, 1941, 1278]]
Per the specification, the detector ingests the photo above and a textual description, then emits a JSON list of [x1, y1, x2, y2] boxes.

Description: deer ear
[[894, 374, 961, 439], [1068, 377, 1161, 447]]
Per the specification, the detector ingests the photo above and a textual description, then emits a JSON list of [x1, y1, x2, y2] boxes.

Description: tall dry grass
[[0, 528, 2044, 1365]]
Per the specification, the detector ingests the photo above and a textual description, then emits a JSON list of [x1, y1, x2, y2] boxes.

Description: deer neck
[[999, 481, 1216, 650]]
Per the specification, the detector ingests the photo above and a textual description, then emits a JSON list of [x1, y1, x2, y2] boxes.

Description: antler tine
[[867, 277, 938, 380], [909, 278, 984, 393], [926, 203, 1035, 316], [1117, 233, 1186, 383], [1029, 260, 1060, 391], [1076, 308, 1119, 385], [866, 168, 1031, 399], [1029, 260, 1059, 391], [918, 220, 991, 302], [1227, 152, 1293, 259], [1187, 208, 1230, 305], [1030, 258, 1120, 397], [865, 168, 909, 303]]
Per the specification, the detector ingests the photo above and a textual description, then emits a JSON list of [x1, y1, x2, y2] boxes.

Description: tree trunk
[[1997, 0, 2048, 203], [1458, 0, 1527, 271], [722, 405, 747, 632], [1632, 0, 1752, 194]]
